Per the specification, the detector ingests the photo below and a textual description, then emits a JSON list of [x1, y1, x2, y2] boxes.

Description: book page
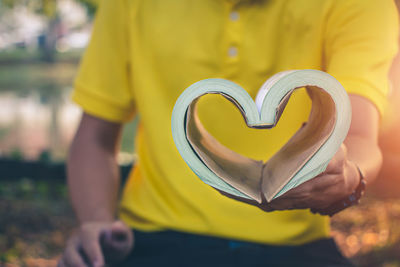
[[261, 86, 336, 202], [185, 87, 336, 204], [185, 97, 264, 203]]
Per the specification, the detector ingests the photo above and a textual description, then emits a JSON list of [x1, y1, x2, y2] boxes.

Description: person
[[58, 0, 399, 266]]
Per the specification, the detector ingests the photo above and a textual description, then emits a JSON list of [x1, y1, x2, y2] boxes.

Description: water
[[0, 59, 136, 162], [0, 89, 80, 160]]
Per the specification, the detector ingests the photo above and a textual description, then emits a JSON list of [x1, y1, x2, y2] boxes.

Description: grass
[[0, 179, 74, 266]]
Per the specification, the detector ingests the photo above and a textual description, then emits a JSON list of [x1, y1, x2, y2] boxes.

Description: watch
[[310, 165, 366, 216]]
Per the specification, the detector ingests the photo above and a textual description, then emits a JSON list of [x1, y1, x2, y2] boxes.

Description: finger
[[80, 227, 104, 267], [305, 174, 348, 209], [299, 174, 344, 207], [101, 222, 133, 262], [324, 161, 340, 174], [270, 192, 330, 211], [108, 221, 133, 252], [324, 145, 347, 174], [341, 143, 348, 156], [110, 221, 133, 247], [312, 173, 343, 192], [269, 173, 343, 209], [262, 145, 349, 210], [324, 158, 343, 175], [63, 239, 89, 267], [272, 177, 316, 200]]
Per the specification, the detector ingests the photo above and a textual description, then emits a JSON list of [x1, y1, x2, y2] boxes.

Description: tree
[[0, 0, 97, 61]]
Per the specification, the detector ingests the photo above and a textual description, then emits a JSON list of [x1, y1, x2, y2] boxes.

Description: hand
[[58, 220, 133, 267], [217, 144, 360, 214], [264, 144, 360, 213]]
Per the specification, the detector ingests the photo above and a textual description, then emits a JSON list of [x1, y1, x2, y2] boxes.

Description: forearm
[[68, 143, 120, 223], [67, 114, 123, 224], [344, 94, 383, 184], [344, 135, 382, 184]]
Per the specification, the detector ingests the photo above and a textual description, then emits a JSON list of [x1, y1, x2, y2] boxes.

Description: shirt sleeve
[[325, 0, 399, 116], [72, 0, 135, 123]]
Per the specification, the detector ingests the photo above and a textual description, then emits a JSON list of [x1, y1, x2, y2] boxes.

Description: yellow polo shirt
[[73, 0, 398, 245]]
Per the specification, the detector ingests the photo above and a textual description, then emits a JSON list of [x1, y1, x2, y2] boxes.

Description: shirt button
[[230, 11, 239, 21], [228, 46, 238, 57]]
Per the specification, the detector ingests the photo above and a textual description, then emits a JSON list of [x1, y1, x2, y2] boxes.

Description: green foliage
[[0, 127, 10, 140], [0, 0, 57, 17], [78, 0, 97, 17], [38, 150, 52, 163], [9, 147, 23, 160]]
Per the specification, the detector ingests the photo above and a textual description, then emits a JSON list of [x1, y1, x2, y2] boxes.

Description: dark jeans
[[117, 229, 354, 267]]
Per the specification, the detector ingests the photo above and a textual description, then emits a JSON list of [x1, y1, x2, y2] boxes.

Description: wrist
[[311, 163, 366, 216]]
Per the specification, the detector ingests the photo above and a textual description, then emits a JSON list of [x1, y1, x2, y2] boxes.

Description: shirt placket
[[223, 1, 243, 80]]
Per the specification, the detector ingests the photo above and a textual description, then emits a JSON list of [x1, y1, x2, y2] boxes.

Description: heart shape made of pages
[[171, 70, 351, 204]]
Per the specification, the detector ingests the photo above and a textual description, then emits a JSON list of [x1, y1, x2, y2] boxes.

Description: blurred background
[[0, 0, 400, 266]]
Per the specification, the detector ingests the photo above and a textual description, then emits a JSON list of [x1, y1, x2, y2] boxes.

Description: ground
[[0, 178, 399, 267]]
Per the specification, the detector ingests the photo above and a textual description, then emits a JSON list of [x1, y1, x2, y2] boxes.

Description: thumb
[[101, 221, 133, 263], [111, 221, 132, 243]]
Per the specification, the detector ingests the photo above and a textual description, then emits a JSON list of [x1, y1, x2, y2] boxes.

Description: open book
[[171, 70, 351, 204]]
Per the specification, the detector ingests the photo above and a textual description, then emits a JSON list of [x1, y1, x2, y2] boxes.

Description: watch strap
[[310, 165, 366, 216]]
